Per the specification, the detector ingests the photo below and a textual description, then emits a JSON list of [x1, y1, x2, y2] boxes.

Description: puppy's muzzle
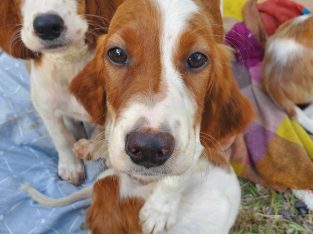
[[33, 14, 64, 41], [125, 131, 175, 168]]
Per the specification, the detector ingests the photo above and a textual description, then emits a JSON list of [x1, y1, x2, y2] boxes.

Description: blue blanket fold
[[0, 53, 100, 234]]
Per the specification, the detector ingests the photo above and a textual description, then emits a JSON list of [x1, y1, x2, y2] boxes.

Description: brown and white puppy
[[0, 0, 122, 184], [262, 15, 313, 133], [69, 0, 253, 233]]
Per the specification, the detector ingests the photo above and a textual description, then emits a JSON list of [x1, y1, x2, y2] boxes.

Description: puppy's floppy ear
[[243, 0, 267, 47], [197, 0, 224, 43], [85, 0, 123, 48], [200, 45, 254, 149], [70, 45, 106, 125], [0, 1, 36, 59]]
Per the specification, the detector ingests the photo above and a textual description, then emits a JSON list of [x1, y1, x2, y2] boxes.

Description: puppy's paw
[[73, 139, 95, 160], [58, 154, 85, 185], [140, 193, 179, 234]]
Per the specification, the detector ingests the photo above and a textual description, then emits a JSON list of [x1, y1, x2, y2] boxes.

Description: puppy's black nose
[[125, 131, 175, 168], [33, 14, 64, 41]]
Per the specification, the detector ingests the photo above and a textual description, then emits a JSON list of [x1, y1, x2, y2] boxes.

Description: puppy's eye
[[107, 47, 128, 65], [186, 52, 208, 70]]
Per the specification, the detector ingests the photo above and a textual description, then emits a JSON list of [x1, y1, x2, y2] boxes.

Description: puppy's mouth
[[127, 164, 178, 180], [45, 43, 67, 49], [128, 170, 168, 182], [41, 41, 70, 51]]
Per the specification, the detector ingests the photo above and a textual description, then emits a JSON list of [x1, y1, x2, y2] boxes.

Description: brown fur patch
[[0, 0, 37, 59], [71, 0, 163, 123], [175, 11, 254, 167], [87, 176, 143, 234], [70, 40, 107, 125], [243, 0, 267, 47], [104, 0, 163, 116], [194, 0, 224, 43], [200, 45, 254, 145], [80, 0, 124, 50]]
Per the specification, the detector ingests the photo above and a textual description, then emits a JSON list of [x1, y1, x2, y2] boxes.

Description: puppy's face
[[20, 0, 88, 52], [0, 0, 119, 58], [71, 0, 253, 179]]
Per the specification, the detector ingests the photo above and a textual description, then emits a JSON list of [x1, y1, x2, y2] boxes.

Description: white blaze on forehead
[[115, 0, 200, 130], [157, 0, 198, 70], [142, 0, 199, 128], [268, 38, 305, 65]]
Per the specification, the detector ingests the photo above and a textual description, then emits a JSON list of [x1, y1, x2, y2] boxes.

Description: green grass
[[231, 180, 313, 234]]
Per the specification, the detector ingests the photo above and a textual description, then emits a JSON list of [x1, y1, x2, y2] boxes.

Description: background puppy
[[0, 0, 122, 184], [262, 15, 313, 133]]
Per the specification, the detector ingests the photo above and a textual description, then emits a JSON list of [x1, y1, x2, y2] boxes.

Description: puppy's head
[[71, 0, 253, 179], [0, 0, 121, 58]]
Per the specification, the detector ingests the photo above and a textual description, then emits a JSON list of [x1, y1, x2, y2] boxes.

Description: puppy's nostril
[[125, 131, 175, 168], [160, 148, 169, 155], [130, 147, 144, 157], [130, 148, 137, 153]]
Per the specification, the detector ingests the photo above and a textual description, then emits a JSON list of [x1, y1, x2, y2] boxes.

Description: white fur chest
[[30, 47, 94, 121]]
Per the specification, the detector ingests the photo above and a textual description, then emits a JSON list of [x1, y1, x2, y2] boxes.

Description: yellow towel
[[223, 0, 247, 20]]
